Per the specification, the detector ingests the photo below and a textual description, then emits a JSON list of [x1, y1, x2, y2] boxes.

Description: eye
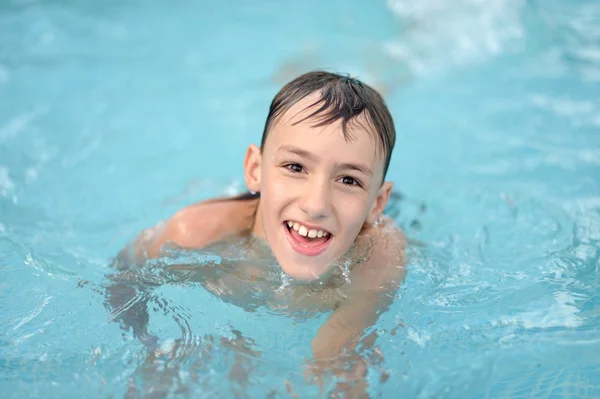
[[340, 176, 361, 187], [285, 163, 304, 173]]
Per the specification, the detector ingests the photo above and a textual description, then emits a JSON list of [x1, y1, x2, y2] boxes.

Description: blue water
[[1, 0, 599, 397]]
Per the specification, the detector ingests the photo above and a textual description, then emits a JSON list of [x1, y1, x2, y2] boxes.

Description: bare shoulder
[[132, 196, 259, 261], [165, 197, 258, 248], [350, 216, 407, 291]]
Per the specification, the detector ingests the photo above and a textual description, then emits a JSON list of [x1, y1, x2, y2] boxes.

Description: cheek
[[270, 175, 292, 198], [261, 171, 291, 217], [336, 195, 370, 234]]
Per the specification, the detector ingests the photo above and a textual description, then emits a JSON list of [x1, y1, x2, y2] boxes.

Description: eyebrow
[[277, 145, 373, 177]]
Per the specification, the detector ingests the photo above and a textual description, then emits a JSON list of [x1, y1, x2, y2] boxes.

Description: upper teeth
[[287, 221, 328, 238]]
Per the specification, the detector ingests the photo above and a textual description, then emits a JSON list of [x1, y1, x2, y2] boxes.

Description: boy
[[115, 71, 406, 385]]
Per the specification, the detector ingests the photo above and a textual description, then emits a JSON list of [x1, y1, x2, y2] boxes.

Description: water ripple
[[8, 295, 52, 332]]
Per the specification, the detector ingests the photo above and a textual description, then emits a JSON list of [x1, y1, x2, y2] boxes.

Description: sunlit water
[[1, 0, 599, 397]]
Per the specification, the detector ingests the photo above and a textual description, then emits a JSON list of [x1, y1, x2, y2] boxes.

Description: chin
[[279, 261, 329, 281]]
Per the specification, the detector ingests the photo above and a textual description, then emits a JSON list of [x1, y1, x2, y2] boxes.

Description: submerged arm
[[106, 195, 258, 348], [309, 218, 406, 393]]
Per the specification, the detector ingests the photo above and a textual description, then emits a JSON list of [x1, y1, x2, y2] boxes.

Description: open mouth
[[283, 220, 332, 257]]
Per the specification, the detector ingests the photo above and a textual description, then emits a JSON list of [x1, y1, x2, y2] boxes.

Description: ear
[[367, 181, 393, 224], [244, 144, 262, 193]]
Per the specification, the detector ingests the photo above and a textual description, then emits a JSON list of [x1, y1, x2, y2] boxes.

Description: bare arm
[[105, 196, 259, 348], [312, 217, 406, 360], [309, 217, 406, 394], [114, 197, 258, 268]]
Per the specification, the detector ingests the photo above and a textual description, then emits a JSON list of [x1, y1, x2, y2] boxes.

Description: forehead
[[266, 94, 384, 167]]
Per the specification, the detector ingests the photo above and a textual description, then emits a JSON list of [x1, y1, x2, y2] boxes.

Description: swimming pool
[[1, 0, 599, 397]]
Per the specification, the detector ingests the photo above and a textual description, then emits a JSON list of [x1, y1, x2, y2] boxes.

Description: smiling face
[[244, 94, 393, 281]]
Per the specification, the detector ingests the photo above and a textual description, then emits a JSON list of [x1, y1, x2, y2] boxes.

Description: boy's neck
[[250, 200, 265, 238]]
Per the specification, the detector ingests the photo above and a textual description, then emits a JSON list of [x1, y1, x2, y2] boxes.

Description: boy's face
[[244, 94, 393, 281]]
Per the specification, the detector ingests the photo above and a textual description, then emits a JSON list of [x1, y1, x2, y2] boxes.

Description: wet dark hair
[[260, 71, 396, 181]]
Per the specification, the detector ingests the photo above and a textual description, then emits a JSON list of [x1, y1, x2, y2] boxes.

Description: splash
[[385, 0, 525, 74]]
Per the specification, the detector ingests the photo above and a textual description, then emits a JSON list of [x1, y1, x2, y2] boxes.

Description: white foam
[[532, 94, 595, 117], [407, 327, 431, 348], [385, 0, 525, 74], [0, 166, 15, 197], [223, 180, 242, 197], [0, 108, 46, 142], [497, 291, 584, 329]]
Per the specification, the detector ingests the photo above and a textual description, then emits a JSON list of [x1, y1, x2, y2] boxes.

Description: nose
[[299, 179, 331, 220]]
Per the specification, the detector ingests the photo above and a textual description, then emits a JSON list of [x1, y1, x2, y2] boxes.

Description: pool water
[[1, 0, 599, 397]]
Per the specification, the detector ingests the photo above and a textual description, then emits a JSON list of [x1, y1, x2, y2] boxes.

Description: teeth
[[287, 221, 330, 239]]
